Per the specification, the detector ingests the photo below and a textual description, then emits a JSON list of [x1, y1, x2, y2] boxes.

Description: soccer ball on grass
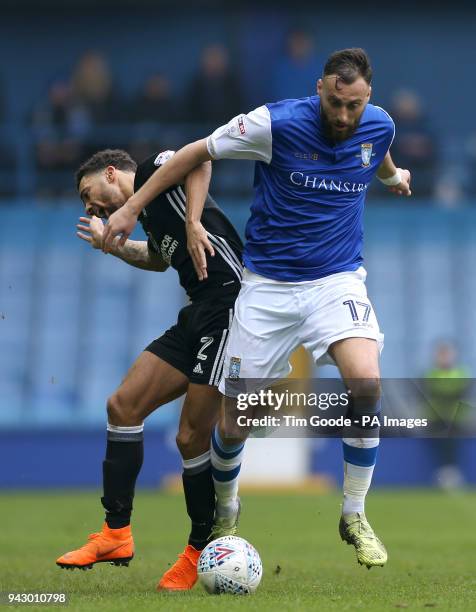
[[197, 536, 263, 594]]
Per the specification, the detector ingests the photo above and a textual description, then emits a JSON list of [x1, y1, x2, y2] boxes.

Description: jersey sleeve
[[206, 106, 272, 163], [375, 106, 396, 151], [134, 151, 178, 193], [153, 150, 176, 167], [147, 236, 159, 254]]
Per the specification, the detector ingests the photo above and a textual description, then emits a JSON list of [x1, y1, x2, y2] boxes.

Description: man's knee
[[347, 378, 381, 417], [348, 377, 381, 401], [176, 424, 211, 459], [107, 391, 144, 426], [217, 414, 248, 447]]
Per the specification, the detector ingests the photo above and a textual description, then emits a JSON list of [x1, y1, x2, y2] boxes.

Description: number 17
[[343, 299, 371, 322]]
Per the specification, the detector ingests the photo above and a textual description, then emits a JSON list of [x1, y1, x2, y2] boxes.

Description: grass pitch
[[1, 489, 475, 611]]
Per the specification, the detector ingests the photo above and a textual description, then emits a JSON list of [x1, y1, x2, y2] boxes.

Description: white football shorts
[[218, 267, 384, 396]]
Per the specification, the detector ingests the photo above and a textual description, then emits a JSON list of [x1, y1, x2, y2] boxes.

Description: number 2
[[197, 337, 214, 361]]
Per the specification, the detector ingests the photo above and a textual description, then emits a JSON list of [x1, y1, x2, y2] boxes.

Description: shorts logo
[[238, 116, 246, 135], [229, 357, 241, 380], [360, 143, 373, 167], [193, 363, 204, 375]]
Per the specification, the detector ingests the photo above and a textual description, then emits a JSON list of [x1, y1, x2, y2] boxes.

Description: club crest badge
[[361, 143, 373, 167], [229, 357, 241, 380]]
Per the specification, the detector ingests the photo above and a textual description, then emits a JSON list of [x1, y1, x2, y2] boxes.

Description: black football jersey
[[135, 151, 243, 301]]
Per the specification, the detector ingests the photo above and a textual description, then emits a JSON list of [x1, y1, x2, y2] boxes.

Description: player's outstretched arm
[[377, 151, 412, 197], [185, 160, 215, 281], [111, 241, 169, 271], [77, 216, 168, 271], [102, 139, 211, 253]]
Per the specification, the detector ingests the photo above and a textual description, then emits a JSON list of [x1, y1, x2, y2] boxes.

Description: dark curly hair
[[323, 48, 372, 85], [75, 149, 137, 189]]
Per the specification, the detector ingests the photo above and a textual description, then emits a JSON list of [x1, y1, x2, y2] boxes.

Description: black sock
[[101, 425, 144, 529], [182, 457, 215, 550]]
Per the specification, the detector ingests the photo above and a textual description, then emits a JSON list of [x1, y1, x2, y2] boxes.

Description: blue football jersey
[[207, 96, 395, 281]]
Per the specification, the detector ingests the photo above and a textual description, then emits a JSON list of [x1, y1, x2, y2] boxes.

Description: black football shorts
[[145, 292, 236, 386]]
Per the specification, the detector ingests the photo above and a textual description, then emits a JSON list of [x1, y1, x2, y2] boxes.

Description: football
[[197, 536, 263, 594]]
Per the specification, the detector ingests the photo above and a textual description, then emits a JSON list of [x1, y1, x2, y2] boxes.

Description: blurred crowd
[[0, 31, 474, 203], [27, 46, 247, 197]]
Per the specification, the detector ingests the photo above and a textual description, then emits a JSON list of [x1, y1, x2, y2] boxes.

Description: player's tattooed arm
[[102, 139, 211, 252], [111, 240, 169, 271], [185, 160, 215, 281], [377, 151, 412, 197], [77, 216, 168, 271]]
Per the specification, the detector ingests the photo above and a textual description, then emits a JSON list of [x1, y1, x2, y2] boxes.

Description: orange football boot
[[56, 523, 134, 570], [157, 544, 201, 591]]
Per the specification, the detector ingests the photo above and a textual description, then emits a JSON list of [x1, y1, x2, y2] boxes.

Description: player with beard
[[55, 149, 243, 591], [101, 49, 412, 569]]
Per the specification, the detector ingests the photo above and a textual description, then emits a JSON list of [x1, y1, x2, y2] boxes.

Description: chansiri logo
[[289, 172, 369, 193]]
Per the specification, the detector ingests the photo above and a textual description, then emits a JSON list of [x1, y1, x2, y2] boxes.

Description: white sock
[[342, 461, 375, 514], [342, 437, 379, 515], [210, 425, 244, 517]]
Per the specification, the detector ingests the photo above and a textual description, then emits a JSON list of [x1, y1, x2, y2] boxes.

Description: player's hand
[[186, 220, 215, 281], [388, 168, 412, 197], [76, 216, 104, 250], [102, 203, 138, 253]]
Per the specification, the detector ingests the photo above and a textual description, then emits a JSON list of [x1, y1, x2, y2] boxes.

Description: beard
[[99, 186, 126, 218], [320, 107, 360, 142], [104, 200, 124, 218]]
